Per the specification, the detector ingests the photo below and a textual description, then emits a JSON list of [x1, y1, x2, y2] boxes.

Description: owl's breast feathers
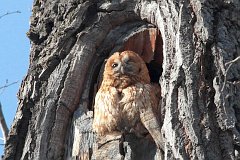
[[93, 82, 160, 136]]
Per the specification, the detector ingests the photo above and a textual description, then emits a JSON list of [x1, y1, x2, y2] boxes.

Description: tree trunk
[[4, 0, 240, 159]]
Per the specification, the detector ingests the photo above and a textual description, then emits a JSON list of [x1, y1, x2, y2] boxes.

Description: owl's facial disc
[[111, 55, 140, 76], [121, 54, 140, 75]]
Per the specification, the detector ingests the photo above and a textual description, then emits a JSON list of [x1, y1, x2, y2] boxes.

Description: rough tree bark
[[4, 0, 240, 160]]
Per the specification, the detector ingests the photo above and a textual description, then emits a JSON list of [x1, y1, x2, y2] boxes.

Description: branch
[[225, 56, 240, 66], [0, 11, 21, 19], [0, 80, 18, 143], [0, 80, 19, 95], [221, 56, 240, 91], [0, 102, 9, 144]]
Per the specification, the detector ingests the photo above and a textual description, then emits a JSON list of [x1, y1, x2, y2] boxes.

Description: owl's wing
[[92, 87, 119, 135], [137, 84, 165, 150]]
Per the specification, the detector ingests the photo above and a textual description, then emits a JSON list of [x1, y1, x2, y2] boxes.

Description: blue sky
[[0, 0, 33, 155]]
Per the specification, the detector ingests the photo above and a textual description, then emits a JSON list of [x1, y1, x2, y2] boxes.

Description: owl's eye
[[112, 63, 118, 68]]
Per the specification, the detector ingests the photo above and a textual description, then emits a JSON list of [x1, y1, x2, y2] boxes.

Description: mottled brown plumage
[[92, 50, 163, 149]]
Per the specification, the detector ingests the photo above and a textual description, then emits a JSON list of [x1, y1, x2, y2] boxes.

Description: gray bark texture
[[3, 0, 240, 160]]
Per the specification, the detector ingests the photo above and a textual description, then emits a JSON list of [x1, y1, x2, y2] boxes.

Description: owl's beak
[[120, 66, 125, 74], [120, 62, 130, 75]]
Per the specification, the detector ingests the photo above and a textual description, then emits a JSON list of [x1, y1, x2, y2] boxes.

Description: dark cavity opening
[[89, 24, 163, 111]]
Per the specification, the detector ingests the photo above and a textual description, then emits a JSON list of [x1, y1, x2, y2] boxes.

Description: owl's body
[[93, 51, 163, 148], [94, 83, 158, 135]]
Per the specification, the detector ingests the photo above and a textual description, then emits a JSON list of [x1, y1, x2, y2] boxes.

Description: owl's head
[[104, 51, 150, 83]]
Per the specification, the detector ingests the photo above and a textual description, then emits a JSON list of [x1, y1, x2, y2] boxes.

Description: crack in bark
[[5, 99, 33, 160], [119, 134, 125, 157], [46, 59, 72, 159]]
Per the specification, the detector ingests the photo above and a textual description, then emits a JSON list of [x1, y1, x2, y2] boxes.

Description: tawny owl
[[92, 50, 164, 149]]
